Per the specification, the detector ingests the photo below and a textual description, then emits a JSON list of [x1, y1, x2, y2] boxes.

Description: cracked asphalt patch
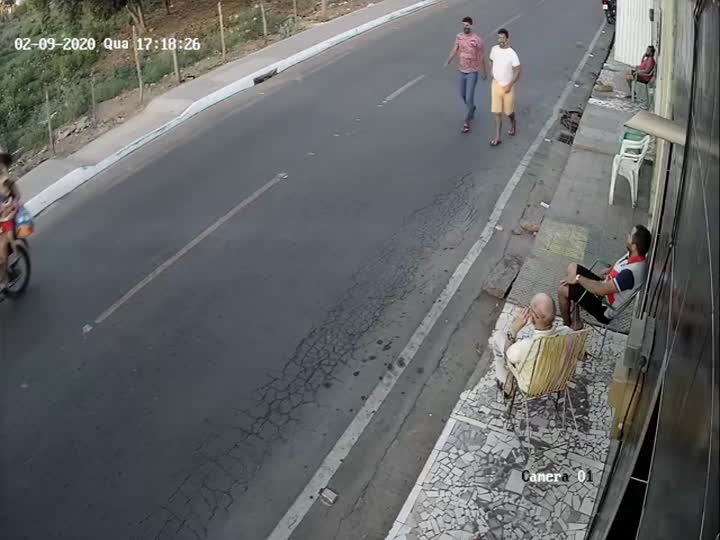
[[0, 2, 609, 538], [138, 174, 480, 539]]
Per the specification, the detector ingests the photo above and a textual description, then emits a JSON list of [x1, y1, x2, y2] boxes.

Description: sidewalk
[[18, 0, 439, 214], [386, 51, 652, 540]]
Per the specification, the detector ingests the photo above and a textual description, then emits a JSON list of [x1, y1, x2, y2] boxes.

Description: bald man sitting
[[490, 293, 571, 395]]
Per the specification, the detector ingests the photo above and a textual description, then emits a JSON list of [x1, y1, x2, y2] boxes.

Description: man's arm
[[508, 65, 522, 87], [445, 42, 459, 66], [576, 275, 617, 297], [480, 50, 488, 79], [503, 307, 530, 352]]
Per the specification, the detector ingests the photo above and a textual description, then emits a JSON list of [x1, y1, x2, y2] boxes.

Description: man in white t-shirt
[[488, 28, 521, 146]]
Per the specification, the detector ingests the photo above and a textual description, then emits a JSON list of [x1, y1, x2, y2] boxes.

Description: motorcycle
[[1, 204, 34, 301], [602, 0, 616, 25], [0, 239, 31, 301]]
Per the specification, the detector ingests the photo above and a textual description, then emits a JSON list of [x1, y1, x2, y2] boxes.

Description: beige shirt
[[506, 324, 572, 392]]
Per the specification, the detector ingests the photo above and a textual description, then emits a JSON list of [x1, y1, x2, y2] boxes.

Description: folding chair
[[504, 329, 592, 445]]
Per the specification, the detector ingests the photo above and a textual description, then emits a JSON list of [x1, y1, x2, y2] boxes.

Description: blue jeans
[[459, 71, 479, 122]]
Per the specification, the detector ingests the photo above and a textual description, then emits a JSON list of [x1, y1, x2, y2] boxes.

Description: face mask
[[463, 27, 471, 34]]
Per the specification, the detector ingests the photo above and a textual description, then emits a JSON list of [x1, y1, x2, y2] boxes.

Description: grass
[[0, 1, 316, 159]]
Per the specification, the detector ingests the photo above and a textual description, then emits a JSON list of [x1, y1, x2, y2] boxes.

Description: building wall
[[615, 0, 654, 65], [636, 1, 719, 536], [588, 1, 719, 539]]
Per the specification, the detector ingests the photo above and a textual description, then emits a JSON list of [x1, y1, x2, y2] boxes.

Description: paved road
[[0, 0, 603, 538]]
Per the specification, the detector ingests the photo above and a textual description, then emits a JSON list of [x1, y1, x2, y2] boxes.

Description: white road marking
[[382, 74, 426, 103], [267, 19, 606, 540], [91, 173, 288, 326], [500, 11, 524, 27]]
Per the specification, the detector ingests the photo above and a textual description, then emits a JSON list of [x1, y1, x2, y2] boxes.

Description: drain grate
[[557, 131, 575, 145], [253, 68, 278, 85], [560, 108, 583, 133]]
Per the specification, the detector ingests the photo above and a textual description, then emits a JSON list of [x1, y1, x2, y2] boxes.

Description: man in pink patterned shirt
[[446, 16, 487, 133]]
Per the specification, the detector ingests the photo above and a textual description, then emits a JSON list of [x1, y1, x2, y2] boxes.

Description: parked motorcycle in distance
[[602, 0, 616, 24]]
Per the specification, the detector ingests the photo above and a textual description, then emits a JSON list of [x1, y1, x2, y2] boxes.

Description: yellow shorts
[[491, 80, 516, 115]]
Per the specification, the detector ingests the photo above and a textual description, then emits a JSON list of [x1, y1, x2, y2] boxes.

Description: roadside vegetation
[[0, 0, 324, 161]]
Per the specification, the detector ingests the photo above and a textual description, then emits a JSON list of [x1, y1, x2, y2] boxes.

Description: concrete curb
[[25, 0, 442, 217]]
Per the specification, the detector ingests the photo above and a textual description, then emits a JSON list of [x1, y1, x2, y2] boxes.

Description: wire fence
[[3, 0, 321, 160]]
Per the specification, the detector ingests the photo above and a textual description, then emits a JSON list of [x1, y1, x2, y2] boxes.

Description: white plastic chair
[[609, 135, 650, 208]]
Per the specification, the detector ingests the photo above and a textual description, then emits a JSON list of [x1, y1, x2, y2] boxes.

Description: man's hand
[[504, 84, 513, 94], [510, 307, 531, 338], [561, 274, 580, 287], [481, 71, 487, 81]]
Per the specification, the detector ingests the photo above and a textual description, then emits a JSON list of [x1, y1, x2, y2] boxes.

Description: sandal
[[490, 139, 502, 146], [461, 123, 470, 134], [508, 127, 516, 136]]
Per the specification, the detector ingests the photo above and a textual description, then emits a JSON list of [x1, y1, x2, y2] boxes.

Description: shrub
[[143, 54, 173, 84]]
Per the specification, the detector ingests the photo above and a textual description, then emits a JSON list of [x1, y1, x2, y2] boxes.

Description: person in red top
[[0, 148, 20, 291], [625, 45, 656, 98], [445, 16, 487, 133]]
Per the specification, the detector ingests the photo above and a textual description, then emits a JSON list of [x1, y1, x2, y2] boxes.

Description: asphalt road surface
[[0, 0, 604, 538]]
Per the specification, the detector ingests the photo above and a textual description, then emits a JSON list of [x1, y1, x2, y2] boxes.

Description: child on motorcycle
[[0, 148, 20, 291]]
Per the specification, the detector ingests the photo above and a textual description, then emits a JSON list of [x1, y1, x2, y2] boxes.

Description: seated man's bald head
[[530, 293, 557, 328]]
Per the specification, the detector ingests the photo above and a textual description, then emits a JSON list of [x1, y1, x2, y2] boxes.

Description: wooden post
[[260, 3, 268, 45], [90, 73, 97, 127], [132, 25, 144, 105], [218, 1, 227, 63], [172, 34, 181, 84], [321, 0, 327, 19], [45, 88, 55, 155], [292, 0, 298, 19]]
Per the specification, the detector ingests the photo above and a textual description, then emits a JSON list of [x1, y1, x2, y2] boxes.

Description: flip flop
[[490, 139, 502, 146], [508, 127, 516, 136], [461, 123, 470, 134]]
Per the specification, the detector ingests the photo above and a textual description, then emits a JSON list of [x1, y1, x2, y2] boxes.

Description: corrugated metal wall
[[615, 0, 654, 65]]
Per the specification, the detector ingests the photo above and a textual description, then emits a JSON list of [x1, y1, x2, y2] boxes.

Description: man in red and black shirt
[[625, 45, 656, 98], [558, 225, 652, 329]]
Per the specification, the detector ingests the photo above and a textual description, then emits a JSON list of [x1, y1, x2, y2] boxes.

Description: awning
[[624, 111, 687, 146]]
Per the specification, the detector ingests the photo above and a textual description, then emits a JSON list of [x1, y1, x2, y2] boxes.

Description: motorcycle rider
[[0, 147, 20, 292]]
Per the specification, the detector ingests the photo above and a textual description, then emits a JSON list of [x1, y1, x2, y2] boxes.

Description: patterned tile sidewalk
[[386, 303, 626, 540]]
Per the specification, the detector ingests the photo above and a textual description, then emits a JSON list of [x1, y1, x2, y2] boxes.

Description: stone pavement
[[17, 0, 437, 203], [386, 304, 626, 540], [509, 51, 651, 333], [385, 48, 653, 540]]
